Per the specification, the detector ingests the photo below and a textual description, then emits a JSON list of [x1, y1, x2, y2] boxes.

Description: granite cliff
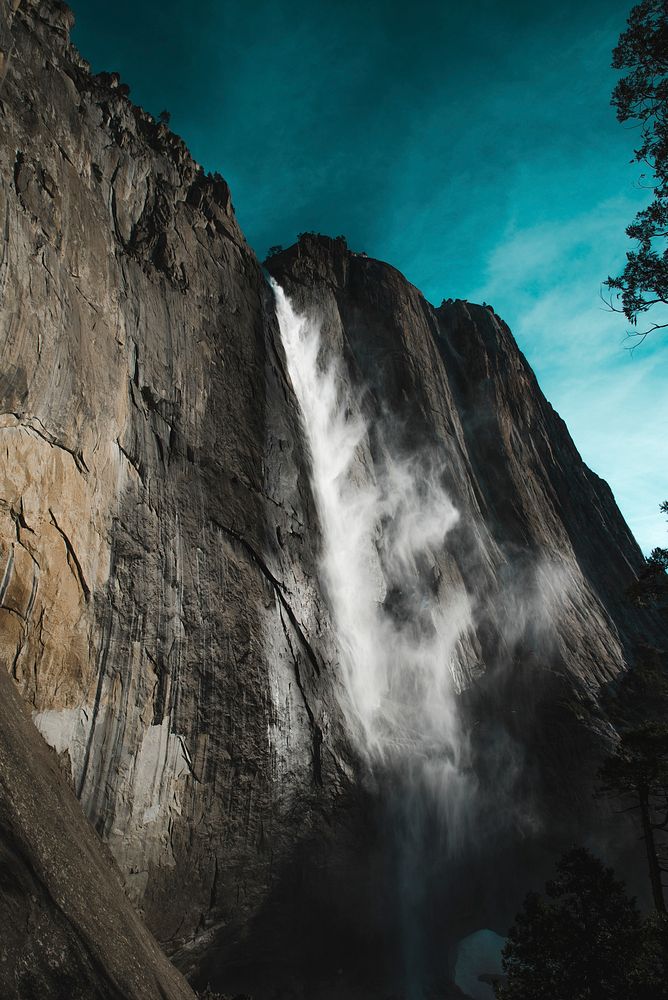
[[0, 2, 665, 998]]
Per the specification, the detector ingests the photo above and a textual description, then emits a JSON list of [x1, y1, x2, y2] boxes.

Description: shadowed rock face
[[0, 2, 666, 998], [266, 235, 668, 970]]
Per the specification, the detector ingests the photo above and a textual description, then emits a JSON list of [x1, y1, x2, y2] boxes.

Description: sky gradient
[[71, 0, 667, 551]]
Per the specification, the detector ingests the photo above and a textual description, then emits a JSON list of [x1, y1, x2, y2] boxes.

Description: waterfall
[[272, 281, 476, 995]]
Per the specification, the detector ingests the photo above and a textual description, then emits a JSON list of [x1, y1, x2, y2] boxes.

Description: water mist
[[273, 282, 476, 996]]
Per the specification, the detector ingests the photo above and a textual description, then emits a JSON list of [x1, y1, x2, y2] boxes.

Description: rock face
[[0, 2, 666, 998]]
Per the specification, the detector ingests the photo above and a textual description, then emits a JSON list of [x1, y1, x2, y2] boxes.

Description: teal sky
[[71, 0, 667, 552]]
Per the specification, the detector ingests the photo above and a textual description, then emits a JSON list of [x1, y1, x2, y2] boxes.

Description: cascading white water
[[273, 280, 476, 995], [273, 280, 472, 790]]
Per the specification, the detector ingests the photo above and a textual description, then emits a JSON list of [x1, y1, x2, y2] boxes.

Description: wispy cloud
[[470, 202, 668, 553]]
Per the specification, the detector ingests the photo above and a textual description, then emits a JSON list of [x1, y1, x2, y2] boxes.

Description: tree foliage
[[628, 501, 668, 614], [598, 724, 668, 914], [496, 848, 664, 999], [605, 1, 668, 340]]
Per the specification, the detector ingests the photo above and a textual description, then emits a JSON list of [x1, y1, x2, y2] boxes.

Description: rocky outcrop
[[0, 665, 197, 1000], [1, 2, 666, 998]]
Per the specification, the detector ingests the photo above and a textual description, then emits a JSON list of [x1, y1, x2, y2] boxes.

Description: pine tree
[[496, 848, 663, 999], [598, 725, 668, 914]]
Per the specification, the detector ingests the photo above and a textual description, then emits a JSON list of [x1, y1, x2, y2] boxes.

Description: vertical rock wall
[[0, 2, 355, 985]]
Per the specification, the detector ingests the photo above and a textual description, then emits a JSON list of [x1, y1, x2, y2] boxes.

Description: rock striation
[[0, 1, 666, 998]]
